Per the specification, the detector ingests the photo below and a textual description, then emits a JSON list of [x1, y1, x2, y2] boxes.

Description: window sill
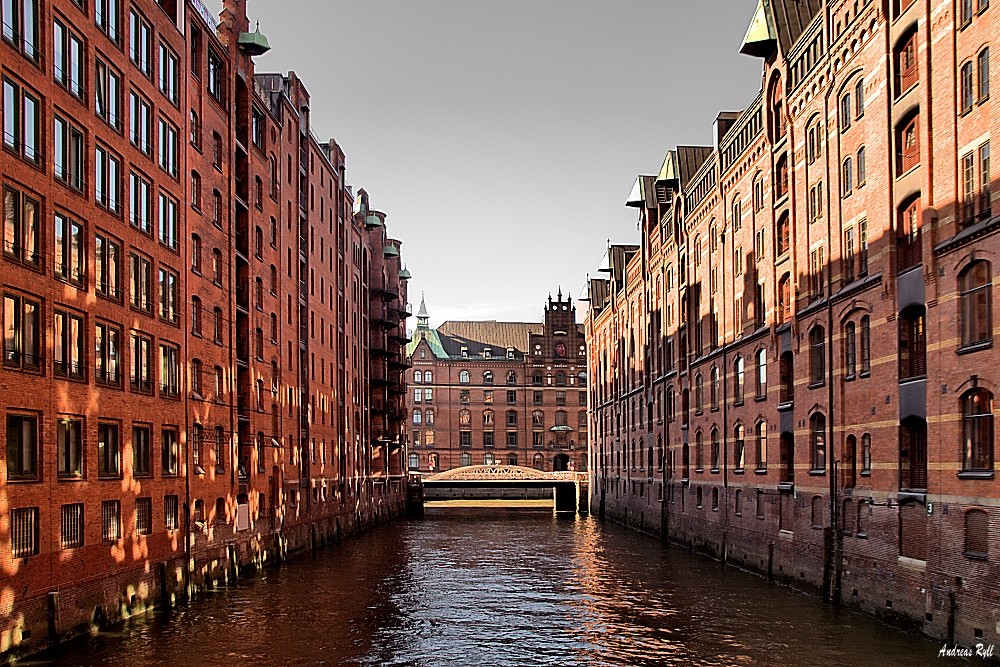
[[755, 468, 768, 475], [957, 470, 995, 480], [957, 340, 993, 355], [808, 381, 825, 390], [57, 474, 85, 481], [964, 551, 988, 561], [808, 469, 827, 476], [733, 468, 744, 475], [844, 374, 856, 382], [710, 468, 720, 474], [733, 400, 744, 408], [859, 371, 871, 379], [755, 395, 767, 403]]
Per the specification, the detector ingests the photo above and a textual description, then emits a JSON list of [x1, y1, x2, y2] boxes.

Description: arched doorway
[[553, 454, 570, 471], [532, 453, 544, 470]]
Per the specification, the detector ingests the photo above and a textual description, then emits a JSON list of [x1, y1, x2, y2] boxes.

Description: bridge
[[421, 465, 588, 513]]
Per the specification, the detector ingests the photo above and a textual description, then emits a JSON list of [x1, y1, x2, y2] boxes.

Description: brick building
[[407, 292, 587, 474], [1, 0, 409, 656], [586, 0, 996, 648]]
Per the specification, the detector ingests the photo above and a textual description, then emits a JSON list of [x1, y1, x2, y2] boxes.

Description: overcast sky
[[205, 0, 764, 327]]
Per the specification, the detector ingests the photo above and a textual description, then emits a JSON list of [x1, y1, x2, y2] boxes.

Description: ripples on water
[[26, 504, 966, 667]]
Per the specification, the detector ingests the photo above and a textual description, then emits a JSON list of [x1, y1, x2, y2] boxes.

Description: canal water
[[25, 504, 967, 666]]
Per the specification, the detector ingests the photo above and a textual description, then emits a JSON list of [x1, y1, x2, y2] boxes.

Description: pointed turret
[[416, 293, 429, 329]]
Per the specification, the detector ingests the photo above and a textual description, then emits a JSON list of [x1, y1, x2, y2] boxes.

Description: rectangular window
[[3, 185, 40, 266], [54, 213, 85, 286], [556, 391, 566, 405], [963, 151, 977, 223], [57, 417, 83, 477], [101, 499, 121, 541], [507, 390, 516, 405], [129, 91, 152, 154], [129, 252, 152, 312], [165, 495, 178, 530], [10, 507, 39, 557], [60, 503, 83, 549], [94, 0, 120, 42], [53, 20, 84, 98], [95, 233, 121, 300], [128, 9, 151, 74], [97, 421, 120, 476], [811, 247, 824, 298], [207, 49, 224, 101], [133, 424, 150, 475], [252, 107, 264, 148], [158, 43, 178, 103], [2, 78, 40, 162], [858, 219, 869, 276], [161, 428, 178, 474], [159, 344, 178, 396], [6, 413, 38, 479], [53, 308, 84, 379], [979, 47, 990, 102], [507, 431, 518, 447], [135, 497, 152, 535], [3, 293, 40, 370], [95, 58, 121, 130], [2, 0, 39, 60], [843, 227, 855, 284], [158, 119, 178, 177], [95, 145, 122, 213], [95, 321, 121, 386], [129, 171, 152, 232], [980, 142, 991, 217], [158, 266, 178, 324], [158, 191, 178, 248], [53, 114, 85, 190]]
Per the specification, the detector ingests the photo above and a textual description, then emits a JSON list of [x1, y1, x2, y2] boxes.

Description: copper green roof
[[238, 28, 270, 56], [406, 328, 449, 360], [365, 214, 382, 228], [383, 245, 399, 257], [399, 268, 411, 280]]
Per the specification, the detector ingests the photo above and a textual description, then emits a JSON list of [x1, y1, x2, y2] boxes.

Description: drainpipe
[[721, 220, 729, 566]]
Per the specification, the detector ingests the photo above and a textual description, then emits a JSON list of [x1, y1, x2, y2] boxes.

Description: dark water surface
[[25, 505, 969, 666]]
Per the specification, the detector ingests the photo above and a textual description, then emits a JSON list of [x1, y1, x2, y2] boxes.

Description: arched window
[[811, 495, 824, 529], [844, 435, 857, 488], [756, 421, 767, 471], [483, 370, 493, 384], [775, 154, 788, 199], [734, 424, 745, 470], [424, 371, 433, 383], [711, 366, 719, 409], [810, 327, 825, 385], [459, 452, 472, 467], [960, 261, 992, 347], [860, 315, 871, 374], [776, 213, 790, 255], [752, 173, 764, 213], [191, 358, 202, 395], [533, 453, 544, 470], [779, 351, 794, 404], [408, 453, 420, 470], [965, 509, 989, 558], [756, 349, 767, 398], [459, 370, 470, 383], [734, 357, 745, 403], [191, 233, 202, 272], [845, 321, 857, 378], [963, 389, 994, 472], [695, 374, 704, 413], [506, 371, 516, 384], [413, 370, 422, 384], [711, 428, 720, 470], [732, 194, 742, 231], [425, 409, 434, 426], [842, 156, 853, 196], [459, 409, 471, 425], [777, 273, 791, 323], [811, 413, 826, 471], [899, 306, 926, 379], [191, 296, 202, 335]]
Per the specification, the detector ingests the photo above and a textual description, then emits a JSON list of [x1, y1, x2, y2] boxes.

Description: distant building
[[406, 292, 587, 473]]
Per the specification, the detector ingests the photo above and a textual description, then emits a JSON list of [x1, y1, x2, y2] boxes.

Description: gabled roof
[[741, 0, 823, 58], [406, 328, 449, 360]]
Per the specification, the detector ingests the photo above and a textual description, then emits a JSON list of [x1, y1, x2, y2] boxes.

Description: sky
[[204, 0, 765, 328]]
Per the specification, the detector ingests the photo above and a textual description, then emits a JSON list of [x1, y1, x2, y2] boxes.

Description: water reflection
[[26, 504, 964, 666]]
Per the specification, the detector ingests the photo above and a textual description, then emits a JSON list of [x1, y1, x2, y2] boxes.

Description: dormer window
[[484, 348, 491, 358], [507, 347, 514, 359], [461, 346, 468, 358]]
